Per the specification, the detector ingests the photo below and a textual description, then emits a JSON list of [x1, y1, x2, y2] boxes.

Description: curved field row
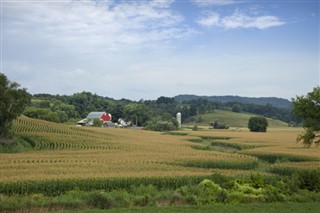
[[270, 161, 320, 175], [2, 116, 318, 184], [13, 116, 97, 138], [19, 133, 123, 151]]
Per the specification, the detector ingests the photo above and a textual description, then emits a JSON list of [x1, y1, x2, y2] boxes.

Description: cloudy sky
[[1, 0, 319, 100]]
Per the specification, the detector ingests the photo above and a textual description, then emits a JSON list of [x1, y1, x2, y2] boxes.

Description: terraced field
[[1, 116, 319, 185]]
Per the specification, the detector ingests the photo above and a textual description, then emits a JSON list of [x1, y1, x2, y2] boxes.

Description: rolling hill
[[175, 95, 292, 109], [183, 110, 288, 128]]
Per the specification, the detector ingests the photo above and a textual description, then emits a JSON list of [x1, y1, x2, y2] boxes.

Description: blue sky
[[1, 0, 319, 100]]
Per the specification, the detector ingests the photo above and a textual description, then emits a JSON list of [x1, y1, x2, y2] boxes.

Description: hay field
[[0, 116, 319, 183]]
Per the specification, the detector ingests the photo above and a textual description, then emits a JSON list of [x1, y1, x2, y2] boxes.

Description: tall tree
[[248, 116, 268, 132], [124, 103, 151, 126], [0, 73, 31, 138], [292, 87, 320, 147]]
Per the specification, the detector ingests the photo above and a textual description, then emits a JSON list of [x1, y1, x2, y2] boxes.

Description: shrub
[[297, 170, 320, 192], [86, 191, 115, 209], [146, 120, 176, 132], [197, 179, 226, 204], [192, 125, 198, 131], [92, 119, 103, 127], [248, 116, 268, 132], [209, 121, 229, 129], [262, 185, 287, 202], [228, 182, 265, 203]]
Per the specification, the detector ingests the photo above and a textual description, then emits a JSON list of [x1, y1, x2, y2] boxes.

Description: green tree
[[232, 104, 242, 113], [124, 103, 151, 126], [248, 116, 268, 132], [292, 87, 320, 147], [92, 118, 103, 127], [24, 107, 60, 123], [0, 73, 31, 138]]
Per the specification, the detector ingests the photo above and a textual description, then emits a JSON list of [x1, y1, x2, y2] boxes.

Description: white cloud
[[197, 10, 285, 29], [221, 10, 285, 29], [197, 12, 220, 27], [193, 0, 240, 6], [2, 0, 193, 53]]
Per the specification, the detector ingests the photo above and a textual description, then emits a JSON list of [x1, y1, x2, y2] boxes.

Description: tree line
[[1, 73, 318, 146], [26, 92, 298, 126]]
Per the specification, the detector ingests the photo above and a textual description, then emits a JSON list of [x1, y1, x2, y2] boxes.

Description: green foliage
[[209, 120, 229, 129], [292, 87, 320, 147], [23, 107, 60, 123], [87, 191, 115, 209], [0, 136, 34, 153], [232, 104, 242, 113], [146, 120, 176, 132], [197, 179, 227, 204], [192, 125, 198, 131], [55, 110, 69, 123], [179, 160, 258, 170], [163, 132, 188, 136], [1, 173, 320, 211], [0, 73, 31, 138], [124, 103, 151, 126], [297, 170, 320, 192], [248, 116, 268, 132], [92, 118, 103, 127], [244, 152, 318, 164]]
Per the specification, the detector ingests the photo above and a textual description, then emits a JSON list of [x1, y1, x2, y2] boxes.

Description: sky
[[1, 0, 319, 101]]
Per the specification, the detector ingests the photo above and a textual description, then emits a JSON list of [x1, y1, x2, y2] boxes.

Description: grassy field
[[184, 110, 288, 128], [62, 202, 320, 213], [0, 116, 318, 184]]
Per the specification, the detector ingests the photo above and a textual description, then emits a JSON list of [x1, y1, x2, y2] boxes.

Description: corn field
[[0, 116, 319, 195]]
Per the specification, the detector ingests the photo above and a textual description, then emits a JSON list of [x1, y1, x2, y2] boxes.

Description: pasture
[[183, 110, 289, 127], [1, 116, 319, 185]]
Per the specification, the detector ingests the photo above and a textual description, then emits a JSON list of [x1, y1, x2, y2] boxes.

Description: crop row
[[241, 152, 319, 163], [0, 175, 229, 196], [173, 159, 259, 170], [16, 134, 119, 151], [13, 117, 97, 138]]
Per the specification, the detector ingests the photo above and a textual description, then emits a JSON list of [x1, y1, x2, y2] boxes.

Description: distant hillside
[[183, 110, 288, 128], [175, 95, 292, 109]]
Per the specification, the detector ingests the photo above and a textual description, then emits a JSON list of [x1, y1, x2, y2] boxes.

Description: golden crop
[[0, 117, 318, 183]]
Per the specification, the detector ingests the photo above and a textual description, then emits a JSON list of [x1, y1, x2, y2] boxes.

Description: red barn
[[86, 112, 112, 122]]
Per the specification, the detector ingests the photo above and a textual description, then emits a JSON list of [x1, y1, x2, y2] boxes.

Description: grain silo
[[176, 112, 181, 128]]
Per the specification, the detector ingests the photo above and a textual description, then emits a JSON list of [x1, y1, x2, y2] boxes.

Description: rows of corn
[[0, 116, 319, 195]]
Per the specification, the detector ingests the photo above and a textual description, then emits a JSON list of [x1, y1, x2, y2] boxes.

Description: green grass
[[59, 202, 320, 213], [184, 110, 288, 128]]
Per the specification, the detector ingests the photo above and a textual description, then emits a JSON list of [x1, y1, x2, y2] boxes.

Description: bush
[[248, 116, 268, 132], [92, 119, 103, 127], [297, 170, 320, 192], [146, 120, 176, 132], [192, 125, 198, 131], [197, 179, 227, 204], [86, 191, 115, 209], [209, 120, 229, 129]]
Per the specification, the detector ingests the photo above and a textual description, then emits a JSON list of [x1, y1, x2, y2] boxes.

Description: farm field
[[183, 110, 289, 127], [0, 116, 319, 184]]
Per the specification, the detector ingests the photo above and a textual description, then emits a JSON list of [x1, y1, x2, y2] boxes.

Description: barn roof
[[86, 112, 106, 119]]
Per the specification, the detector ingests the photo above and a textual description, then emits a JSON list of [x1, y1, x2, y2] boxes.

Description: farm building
[[86, 112, 112, 122], [76, 112, 112, 126]]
